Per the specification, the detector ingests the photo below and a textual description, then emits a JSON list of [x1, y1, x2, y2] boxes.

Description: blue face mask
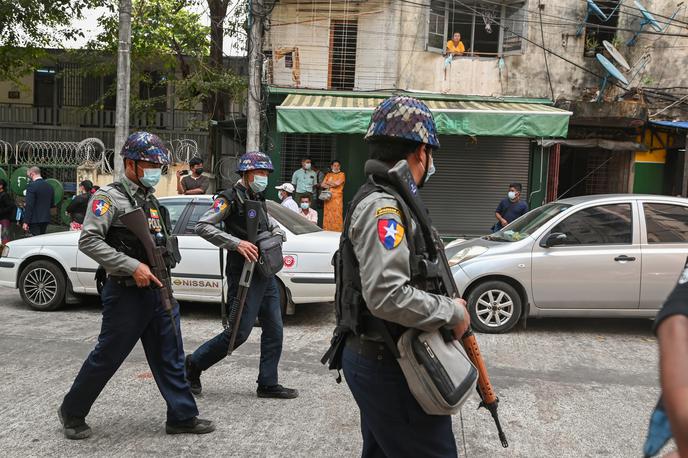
[[250, 175, 268, 193], [300, 202, 310, 210], [140, 168, 162, 188]]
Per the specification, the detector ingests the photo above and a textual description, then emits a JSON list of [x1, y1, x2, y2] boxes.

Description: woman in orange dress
[[321, 160, 346, 232]]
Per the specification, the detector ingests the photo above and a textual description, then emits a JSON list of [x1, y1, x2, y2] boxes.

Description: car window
[[550, 203, 632, 245], [489, 203, 572, 242], [184, 202, 219, 234], [266, 200, 321, 235], [644, 203, 688, 244], [159, 200, 188, 232]]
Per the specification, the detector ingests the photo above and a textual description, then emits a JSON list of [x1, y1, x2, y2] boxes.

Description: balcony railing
[[0, 104, 211, 130]]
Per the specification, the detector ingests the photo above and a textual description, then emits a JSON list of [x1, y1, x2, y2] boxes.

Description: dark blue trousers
[[62, 279, 198, 423], [342, 346, 458, 458], [190, 266, 283, 386]]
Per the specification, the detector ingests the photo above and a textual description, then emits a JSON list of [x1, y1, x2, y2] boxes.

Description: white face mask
[[304, 163, 311, 170], [508, 191, 517, 200], [300, 202, 310, 210]]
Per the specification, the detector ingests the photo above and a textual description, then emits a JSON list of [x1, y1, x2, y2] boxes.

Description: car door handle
[[614, 255, 636, 262]]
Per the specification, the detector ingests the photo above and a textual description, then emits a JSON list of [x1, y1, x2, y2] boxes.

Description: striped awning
[[277, 94, 572, 138]]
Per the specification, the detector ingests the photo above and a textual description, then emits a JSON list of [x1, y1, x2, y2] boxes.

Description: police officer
[[323, 97, 471, 457], [184, 151, 298, 399], [644, 258, 688, 457], [58, 132, 214, 439]]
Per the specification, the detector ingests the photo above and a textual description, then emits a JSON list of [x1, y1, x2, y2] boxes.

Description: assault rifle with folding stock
[[120, 207, 177, 335], [388, 160, 509, 448], [222, 200, 261, 356]]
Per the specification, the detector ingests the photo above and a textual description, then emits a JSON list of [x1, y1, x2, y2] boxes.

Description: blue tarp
[[650, 120, 688, 129]]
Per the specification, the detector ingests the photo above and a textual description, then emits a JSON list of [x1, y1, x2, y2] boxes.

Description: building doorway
[[556, 147, 632, 199]]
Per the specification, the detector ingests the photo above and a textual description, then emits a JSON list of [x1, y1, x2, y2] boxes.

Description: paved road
[[0, 287, 674, 457]]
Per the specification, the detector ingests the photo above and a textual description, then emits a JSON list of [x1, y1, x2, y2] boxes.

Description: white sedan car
[[0, 196, 339, 314]]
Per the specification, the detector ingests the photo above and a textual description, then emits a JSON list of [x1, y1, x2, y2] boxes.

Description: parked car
[[446, 194, 688, 333], [0, 196, 339, 314]]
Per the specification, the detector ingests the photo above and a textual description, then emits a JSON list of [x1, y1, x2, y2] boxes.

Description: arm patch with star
[[212, 197, 228, 213], [377, 218, 405, 250]]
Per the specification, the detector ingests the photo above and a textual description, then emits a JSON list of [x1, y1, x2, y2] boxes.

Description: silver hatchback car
[[447, 194, 688, 333]]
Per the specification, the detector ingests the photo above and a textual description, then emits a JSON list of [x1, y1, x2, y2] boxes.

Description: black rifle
[[120, 207, 177, 335], [224, 200, 261, 356], [387, 160, 508, 448]]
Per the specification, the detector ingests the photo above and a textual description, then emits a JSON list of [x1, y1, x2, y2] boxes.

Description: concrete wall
[[0, 74, 33, 104], [266, 0, 688, 106], [266, 0, 398, 90]]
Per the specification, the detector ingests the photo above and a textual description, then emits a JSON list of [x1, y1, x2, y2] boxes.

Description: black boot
[[257, 384, 299, 399], [58, 405, 92, 440], [166, 417, 215, 435], [185, 355, 202, 396]]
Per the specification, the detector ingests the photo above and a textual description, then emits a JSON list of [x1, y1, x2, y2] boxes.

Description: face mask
[[419, 153, 434, 187], [195, 167, 204, 175], [140, 168, 162, 188], [304, 163, 311, 170], [332, 167, 340, 173], [250, 175, 268, 193], [300, 202, 310, 210], [508, 191, 517, 200]]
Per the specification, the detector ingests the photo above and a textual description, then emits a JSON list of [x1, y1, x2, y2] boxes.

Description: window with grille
[[427, 1, 526, 56], [583, 1, 621, 57], [281, 134, 335, 184], [329, 20, 358, 90]]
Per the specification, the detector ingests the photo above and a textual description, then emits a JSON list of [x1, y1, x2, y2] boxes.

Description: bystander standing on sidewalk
[[492, 183, 528, 232], [297, 194, 318, 224], [0, 179, 14, 245], [22, 166, 54, 236]]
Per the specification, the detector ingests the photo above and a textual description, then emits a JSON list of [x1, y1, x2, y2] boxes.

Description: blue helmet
[[120, 131, 171, 165], [236, 151, 274, 173], [364, 96, 440, 149]]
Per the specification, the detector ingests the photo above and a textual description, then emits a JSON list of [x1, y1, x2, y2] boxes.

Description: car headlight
[[448, 246, 488, 267], [0, 245, 9, 258]]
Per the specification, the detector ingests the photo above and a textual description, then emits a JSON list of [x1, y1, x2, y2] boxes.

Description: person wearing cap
[[184, 151, 298, 400], [177, 157, 209, 195], [58, 131, 214, 440], [66, 180, 94, 231], [276, 182, 299, 213], [322, 96, 470, 457]]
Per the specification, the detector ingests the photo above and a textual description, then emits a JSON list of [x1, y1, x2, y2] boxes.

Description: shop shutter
[[420, 136, 531, 237]]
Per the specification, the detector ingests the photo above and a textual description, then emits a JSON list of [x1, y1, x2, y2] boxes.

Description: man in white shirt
[[276, 183, 299, 213], [298, 194, 318, 224]]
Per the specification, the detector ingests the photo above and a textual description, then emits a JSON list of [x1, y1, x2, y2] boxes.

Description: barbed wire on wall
[[168, 139, 201, 164]]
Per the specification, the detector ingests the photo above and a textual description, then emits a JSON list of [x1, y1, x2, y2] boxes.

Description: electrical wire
[[538, 0, 555, 101]]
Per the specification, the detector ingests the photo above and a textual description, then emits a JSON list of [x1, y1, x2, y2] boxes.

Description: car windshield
[[266, 200, 322, 235], [486, 202, 572, 242]]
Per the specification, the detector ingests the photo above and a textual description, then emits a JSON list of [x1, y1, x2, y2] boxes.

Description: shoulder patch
[[213, 197, 228, 213], [377, 218, 405, 250], [91, 196, 112, 217], [679, 266, 688, 285], [375, 207, 401, 218]]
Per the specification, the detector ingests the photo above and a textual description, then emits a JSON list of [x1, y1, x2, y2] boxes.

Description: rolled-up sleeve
[[195, 197, 242, 250], [78, 191, 140, 275], [350, 195, 463, 332]]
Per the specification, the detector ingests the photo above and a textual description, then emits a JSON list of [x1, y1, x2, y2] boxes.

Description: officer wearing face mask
[[322, 96, 470, 457], [184, 151, 298, 400], [59, 131, 214, 439]]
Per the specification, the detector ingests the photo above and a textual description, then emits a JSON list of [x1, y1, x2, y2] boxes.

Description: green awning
[[277, 94, 571, 138]]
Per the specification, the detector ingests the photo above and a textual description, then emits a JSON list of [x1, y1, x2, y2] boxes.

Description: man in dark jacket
[[22, 166, 54, 236], [66, 180, 94, 230]]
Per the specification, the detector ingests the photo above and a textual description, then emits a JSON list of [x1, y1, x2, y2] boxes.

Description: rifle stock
[[387, 160, 508, 448], [120, 208, 177, 334], [224, 200, 261, 355]]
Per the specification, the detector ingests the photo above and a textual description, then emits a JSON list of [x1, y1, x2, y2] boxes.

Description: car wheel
[[19, 260, 67, 311], [467, 280, 522, 334]]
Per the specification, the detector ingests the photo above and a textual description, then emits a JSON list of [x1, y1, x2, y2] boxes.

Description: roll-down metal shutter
[[420, 136, 531, 237]]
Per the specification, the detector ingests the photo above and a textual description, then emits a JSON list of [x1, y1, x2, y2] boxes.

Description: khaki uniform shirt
[[349, 190, 464, 332]]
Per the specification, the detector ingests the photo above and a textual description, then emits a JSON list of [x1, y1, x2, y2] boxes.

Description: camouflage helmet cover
[[120, 131, 171, 165], [364, 96, 440, 149], [236, 151, 274, 173]]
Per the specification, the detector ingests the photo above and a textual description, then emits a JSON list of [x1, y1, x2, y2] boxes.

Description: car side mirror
[[541, 232, 567, 248]]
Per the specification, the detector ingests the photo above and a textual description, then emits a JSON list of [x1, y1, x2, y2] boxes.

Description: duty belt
[[345, 334, 397, 363], [107, 275, 138, 288]]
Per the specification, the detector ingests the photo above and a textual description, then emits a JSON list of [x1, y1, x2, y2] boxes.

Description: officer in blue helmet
[[59, 131, 214, 439], [322, 96, 470, 457], [184, 151, 298, 399]]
